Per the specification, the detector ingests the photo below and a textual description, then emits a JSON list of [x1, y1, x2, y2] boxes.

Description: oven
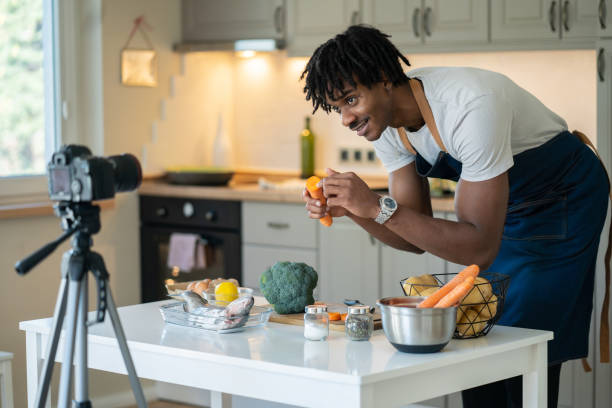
[[139, 195, 241, 303]]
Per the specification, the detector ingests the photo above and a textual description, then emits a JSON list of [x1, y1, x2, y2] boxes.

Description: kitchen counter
[[138, 180, 456, 212]]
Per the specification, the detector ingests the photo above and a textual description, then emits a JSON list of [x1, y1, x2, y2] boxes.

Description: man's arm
[[320, 169, 509, 269]]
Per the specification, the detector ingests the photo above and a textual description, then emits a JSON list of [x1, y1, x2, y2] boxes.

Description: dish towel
[[167, 233, 207, 272]]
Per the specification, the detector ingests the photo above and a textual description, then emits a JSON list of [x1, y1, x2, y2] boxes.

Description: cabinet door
[[599, 0, 612, 37], [380, 211, 447, 296], [491, 0, 561, 42], [287, 0, 360, 56], [595, 40, 612, 408], [362, 0, 423, 47], [318, 217, 380, 306], [422, 0, 488, 45], [242, 244, 317, 289], [182, 0, 285, 42], [561, 0, 598, 39]]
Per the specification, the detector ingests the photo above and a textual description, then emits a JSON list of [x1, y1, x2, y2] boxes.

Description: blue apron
[[403, 79, 609, 364]]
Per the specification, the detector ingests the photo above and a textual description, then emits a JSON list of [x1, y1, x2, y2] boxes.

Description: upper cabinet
[[286, 0, 361, 57], [181, 0, 286, 43], [362, 0, 488, 49], [599, 0, 612, 37], [491, 0, 597, 44]]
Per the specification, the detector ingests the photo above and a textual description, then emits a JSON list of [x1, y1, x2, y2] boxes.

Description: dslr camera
[[48, 145, 142, 202]]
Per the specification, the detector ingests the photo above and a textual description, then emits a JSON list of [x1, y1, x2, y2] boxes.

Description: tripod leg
[[34, 276, 69, 408], [105, 288, 147, 408], [74, 272, 90, 406], [56, 278, 82, 408]]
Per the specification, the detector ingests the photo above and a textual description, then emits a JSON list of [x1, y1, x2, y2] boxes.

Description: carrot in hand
[[434, 276, 476, 308], [306, 176, 333, 227], [417, 264, 480, 308]]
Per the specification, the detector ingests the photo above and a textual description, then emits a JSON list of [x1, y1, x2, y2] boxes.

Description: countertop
[[138, 179, 456, 213]]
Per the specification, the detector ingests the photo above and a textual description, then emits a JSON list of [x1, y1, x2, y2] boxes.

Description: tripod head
[[15, 201, 101, 276]]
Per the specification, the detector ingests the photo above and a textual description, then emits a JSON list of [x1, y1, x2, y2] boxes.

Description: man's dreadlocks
[[300, 25, 411, 113]]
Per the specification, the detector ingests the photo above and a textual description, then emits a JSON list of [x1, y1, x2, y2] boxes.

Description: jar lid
[[348, 305, 369, 314], [305, 305, 327, 313]]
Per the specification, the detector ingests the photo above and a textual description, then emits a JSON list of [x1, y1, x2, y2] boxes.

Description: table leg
[[26, 332, 50, 408], [523, 342, 547, 408], [210, 391, 232, 408]]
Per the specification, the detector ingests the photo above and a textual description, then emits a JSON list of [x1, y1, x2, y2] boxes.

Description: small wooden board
[[266, 304, 382, 332]]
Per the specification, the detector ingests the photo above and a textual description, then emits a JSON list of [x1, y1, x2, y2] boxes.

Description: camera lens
[[109, 153, 142, 192]]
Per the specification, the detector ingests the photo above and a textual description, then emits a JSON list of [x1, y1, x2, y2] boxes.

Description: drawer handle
[[600, 0, 607, 30], [549, 1, 557, 32], [412, 8, 421, 37], [267, 222, 290, 230]]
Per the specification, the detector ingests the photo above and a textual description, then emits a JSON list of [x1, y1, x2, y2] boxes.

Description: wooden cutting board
[[266, 304, 382, 332]]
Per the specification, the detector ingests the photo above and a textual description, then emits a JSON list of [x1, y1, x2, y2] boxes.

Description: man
[[301, 25, 610, 407]]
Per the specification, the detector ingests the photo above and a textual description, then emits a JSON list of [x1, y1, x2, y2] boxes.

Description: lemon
[[214, 281, 239, 305]]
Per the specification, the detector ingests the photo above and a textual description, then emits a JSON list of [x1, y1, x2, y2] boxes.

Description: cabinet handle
[[350, 11, 360, 25], [369, 234, 376, 246], [562, 0, 570, 31], [412, 8, 421, 37], [549, 1, 557, 32], [598, 48, 605, 82], [424, 7, 432, 37], [274, 5, 283, 34], [600, 0, 607, 30], [267, 221, 290, 229]]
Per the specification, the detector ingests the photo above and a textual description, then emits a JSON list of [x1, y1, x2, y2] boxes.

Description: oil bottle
[[300, 116, 315, 178]]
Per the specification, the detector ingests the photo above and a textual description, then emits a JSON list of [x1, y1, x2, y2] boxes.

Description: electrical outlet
[[339, 148, 350, 163]]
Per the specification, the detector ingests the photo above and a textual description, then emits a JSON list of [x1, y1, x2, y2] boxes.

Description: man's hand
[[320, 168, 381, 219], [302, 173, 351, 220]]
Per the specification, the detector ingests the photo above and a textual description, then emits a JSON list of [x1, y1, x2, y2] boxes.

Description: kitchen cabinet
[[599, 0, 612, 37], [318, 216, 380, 306], [361, 0, 488, 49], [286, 0, 361, 56], [596, 40, 612, 408], [241, 202, 318, 290], [491, 0, 597, 43], [181, 0, 285, 43]]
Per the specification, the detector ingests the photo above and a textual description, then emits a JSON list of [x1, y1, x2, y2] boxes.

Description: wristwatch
[[374, 195, 398, 224]]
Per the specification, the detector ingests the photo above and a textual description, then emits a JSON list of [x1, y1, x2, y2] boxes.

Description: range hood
[[174, 38, 285, 53]]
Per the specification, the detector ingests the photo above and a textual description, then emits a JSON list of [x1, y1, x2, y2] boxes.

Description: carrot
[[417, 264, 480, 308], [340, 313, 348, 321], [329, 312, 341, 321], [434, 276, 476, 308], [305, 176, 333, 227]]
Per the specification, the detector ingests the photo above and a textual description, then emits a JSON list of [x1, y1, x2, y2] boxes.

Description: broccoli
[[259, 261, 318, 314]]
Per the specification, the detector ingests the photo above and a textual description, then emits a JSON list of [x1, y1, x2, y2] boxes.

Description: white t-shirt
[[372, 67, 567, 182]]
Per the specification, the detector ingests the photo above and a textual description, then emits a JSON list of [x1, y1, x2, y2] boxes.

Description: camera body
[[48, 145, 141, 202]]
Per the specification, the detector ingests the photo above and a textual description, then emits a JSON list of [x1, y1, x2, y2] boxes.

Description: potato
[[402, 274, 438, 296], [419, 287, 438, 297], [476, 294, 498, 320], [456, 308, 487, 337], [461, 276, 493, 305]]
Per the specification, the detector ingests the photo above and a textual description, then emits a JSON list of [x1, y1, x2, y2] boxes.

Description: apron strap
[[573, 129, 611, 366], [409, 79, 448, 153], [397, 127, 417, 155]]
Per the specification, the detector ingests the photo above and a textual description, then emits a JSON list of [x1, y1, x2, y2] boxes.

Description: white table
[[20, 300, 553, 408]]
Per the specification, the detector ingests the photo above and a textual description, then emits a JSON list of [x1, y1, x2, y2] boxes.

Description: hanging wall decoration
[[121, 15, 157, 87]]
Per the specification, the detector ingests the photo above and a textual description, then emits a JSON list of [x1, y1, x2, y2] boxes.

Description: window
[[0, 0, 59, 198]]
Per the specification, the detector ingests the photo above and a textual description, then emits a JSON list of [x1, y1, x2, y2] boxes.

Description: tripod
[[15, 202, 147, 408]]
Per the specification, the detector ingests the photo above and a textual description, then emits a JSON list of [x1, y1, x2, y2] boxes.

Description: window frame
[[0, 0, 78, 203]]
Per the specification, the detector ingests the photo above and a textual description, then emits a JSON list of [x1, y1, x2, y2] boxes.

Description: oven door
[[140, 225, 241, 302]]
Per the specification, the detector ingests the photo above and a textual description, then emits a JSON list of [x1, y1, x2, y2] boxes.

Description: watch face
[[383, 197, 397, 209]]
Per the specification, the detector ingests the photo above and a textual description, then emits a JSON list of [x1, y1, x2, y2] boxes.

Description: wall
[[155, 49, 595, 177], [0, 1, 181, 407]]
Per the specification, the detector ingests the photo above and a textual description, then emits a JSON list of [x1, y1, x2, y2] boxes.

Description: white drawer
[[242, 202, 317, 248]]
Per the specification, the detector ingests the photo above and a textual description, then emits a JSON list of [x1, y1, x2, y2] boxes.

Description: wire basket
[[399, 272, 511, 339]]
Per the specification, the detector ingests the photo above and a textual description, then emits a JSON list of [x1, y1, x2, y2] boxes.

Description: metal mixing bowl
[[377, 296, 457, 353]]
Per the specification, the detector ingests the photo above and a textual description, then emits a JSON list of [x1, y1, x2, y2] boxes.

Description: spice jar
[[345, 305, 373, 341], [304, 305, 329, 341]]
